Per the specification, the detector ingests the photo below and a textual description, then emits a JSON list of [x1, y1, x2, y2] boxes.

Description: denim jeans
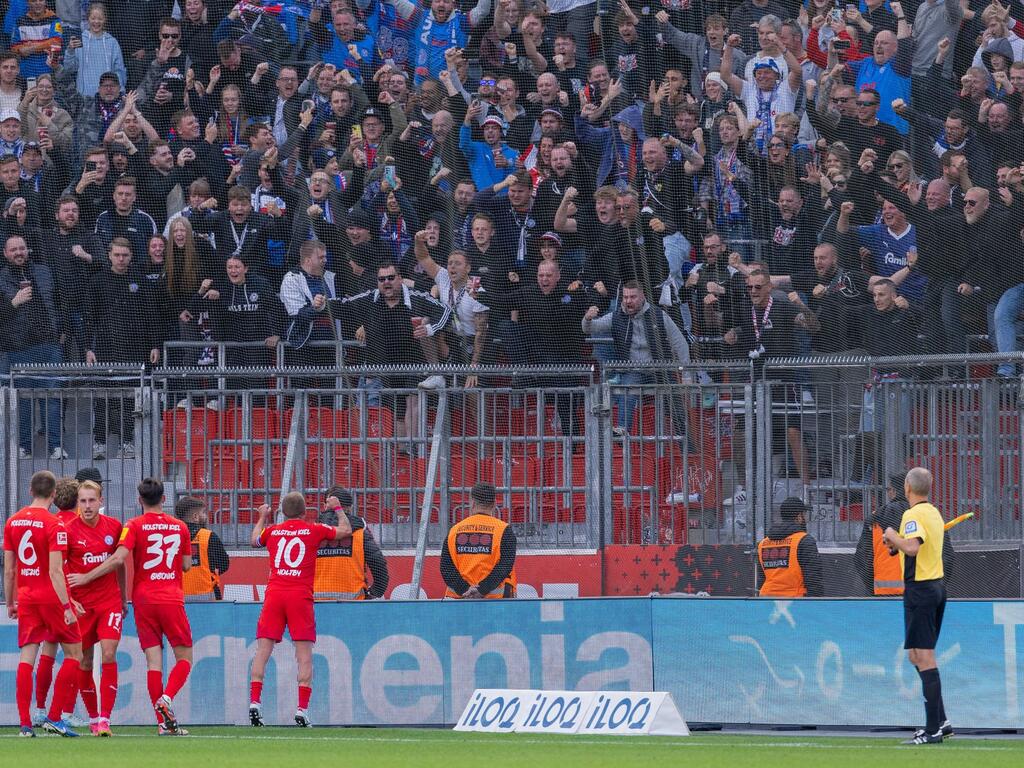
[[993, 284, 1024, 377], [663, 231, 692, 282], [0, 342, 63, 453], [613, 372, 654, 430]]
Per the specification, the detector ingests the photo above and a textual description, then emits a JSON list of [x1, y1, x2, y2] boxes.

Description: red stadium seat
[[222, 406, 281, 441], [481, 453, 537, 523], [189, 452, 251, 524], [162, 408, 219, 470]]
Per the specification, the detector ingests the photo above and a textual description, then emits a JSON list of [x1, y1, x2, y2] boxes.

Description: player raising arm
[[68, 478, 194, 736], [3, 471, 84, 738], [248, 493, 353, 728]]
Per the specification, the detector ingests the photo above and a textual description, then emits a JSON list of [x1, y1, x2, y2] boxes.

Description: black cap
[[779, 497, 807, 520], [470, 482, 496, 506], [75, 467, 103, 484], [99, 71, 120, 85], [327, 487, 354, 507], [361, 107, 382, 122], [346, 206, 375, 231], [22, 141, 41, 152]]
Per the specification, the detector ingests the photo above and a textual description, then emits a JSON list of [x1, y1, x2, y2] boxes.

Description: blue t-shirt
[[856, 222, 927, 303]]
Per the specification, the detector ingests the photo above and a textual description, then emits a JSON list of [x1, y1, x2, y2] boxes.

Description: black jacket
[[86, 266, 160, 361]]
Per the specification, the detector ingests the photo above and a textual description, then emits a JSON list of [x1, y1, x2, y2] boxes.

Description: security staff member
[[177, 496, 231, 601], [883, 467, 953, 745], [855, 472, 956, 597], [314, 488, 389, 600], [441, 483, 517, 599], [756, 497, 824, 597]]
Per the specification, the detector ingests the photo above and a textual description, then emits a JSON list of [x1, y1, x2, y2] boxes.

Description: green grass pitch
[[3, 727, 1024, 767]]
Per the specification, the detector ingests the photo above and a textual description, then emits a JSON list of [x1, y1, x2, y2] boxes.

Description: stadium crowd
[[1, 0, 1024, 460]]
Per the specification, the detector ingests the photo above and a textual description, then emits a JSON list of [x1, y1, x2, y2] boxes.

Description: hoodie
[[63, 28, 126, 97], [574, 104, 646, 189]]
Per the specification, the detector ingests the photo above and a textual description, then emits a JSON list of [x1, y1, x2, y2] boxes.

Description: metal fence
[[3, 354, 1023, 559]]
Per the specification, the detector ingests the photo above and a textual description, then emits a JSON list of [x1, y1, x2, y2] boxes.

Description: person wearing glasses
[[892, 101, 994, 188], [333, 262, 451, 443], [883, 150, 924, 195], [958, 188, 1024, 377], [138, 18, 190, 105]]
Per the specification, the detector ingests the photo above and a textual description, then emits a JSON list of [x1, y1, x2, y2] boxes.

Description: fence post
[[410, 389, 448, 599], [589, 382, 612, 553], [980, 379, 1000, 538], [753, 380, 771, 544], [139, 377, 156, 479]]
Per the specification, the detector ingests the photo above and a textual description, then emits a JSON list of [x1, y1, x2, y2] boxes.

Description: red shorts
[[134, 602, 192, 650], [256, 590, 316, 643], [78, 599, 126, 647], [18, 602, 81, 647]]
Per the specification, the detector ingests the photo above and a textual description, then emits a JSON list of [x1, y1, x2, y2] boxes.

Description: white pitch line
[[2, 733, 1019, 751]]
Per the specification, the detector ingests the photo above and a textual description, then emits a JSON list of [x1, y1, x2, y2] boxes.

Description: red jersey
[[2, 506, 66, 605], [119, 511, 191, 605], [258, 519, 338, 595], [66, 514, 124, 607], [56, 509, 78, 526]]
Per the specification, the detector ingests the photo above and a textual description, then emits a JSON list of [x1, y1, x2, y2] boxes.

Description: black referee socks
[[918, 668, 944, 734]]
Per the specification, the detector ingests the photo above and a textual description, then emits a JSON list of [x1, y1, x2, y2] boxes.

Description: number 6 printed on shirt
[[17, 530, 37, 565], [144, 533, 182, 570]]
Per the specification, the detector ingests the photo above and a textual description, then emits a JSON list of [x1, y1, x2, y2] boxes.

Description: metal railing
[[2, 356, 1023, 557]]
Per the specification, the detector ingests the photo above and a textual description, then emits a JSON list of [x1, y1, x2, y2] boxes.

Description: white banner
[[454, 689, 688, 736]]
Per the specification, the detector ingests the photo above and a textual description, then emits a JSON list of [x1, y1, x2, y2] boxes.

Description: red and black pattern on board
[[603, 545, 755, 596]]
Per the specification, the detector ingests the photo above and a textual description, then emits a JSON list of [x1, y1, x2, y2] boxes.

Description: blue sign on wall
[[1, 598, 1021, 728]]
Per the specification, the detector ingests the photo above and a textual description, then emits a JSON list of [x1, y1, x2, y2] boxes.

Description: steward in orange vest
[[441, 483, 517, 598], [855, 473, 955, 596], [757, 497, 824, 597], [177, 496, 230, 601], [314, 488, 389, 600]]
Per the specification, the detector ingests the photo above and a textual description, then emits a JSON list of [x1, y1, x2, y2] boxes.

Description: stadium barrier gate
[[1, 352, 1024, 600], [2, 597, 1023, 729]]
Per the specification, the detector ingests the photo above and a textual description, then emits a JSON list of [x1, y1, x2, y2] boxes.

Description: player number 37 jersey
[[258, 519, 338, 594], [120, 512, 192, 604]]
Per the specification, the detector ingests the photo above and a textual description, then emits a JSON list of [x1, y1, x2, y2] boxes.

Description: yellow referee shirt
[[899, 502, 945, 582]]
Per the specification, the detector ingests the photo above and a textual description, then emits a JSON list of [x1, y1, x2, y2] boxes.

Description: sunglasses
[[161, 32, 180, 39], [964, 199, 979, 207], [480, 78, 496, 87], [856, 100, 877, 107], [377, 274, 397, 282]]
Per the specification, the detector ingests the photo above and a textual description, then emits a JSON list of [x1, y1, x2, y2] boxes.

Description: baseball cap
[[99, 71, 120, 85], [481, 115, 505, 130], [75, 467, 104, 484], [779, 497, 808, 520], [346, 206, 375, 231], [311, 147, 337, 168], [540, 231, 562, 247], [540, 107, 563, 120], [361, 106, 383, 122], [22, 141, 42, 153], [327, 487, 354, 507], [0, 109, 20, 123]]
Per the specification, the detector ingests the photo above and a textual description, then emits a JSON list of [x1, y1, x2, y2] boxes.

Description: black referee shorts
[[903, 580, 947, 650]]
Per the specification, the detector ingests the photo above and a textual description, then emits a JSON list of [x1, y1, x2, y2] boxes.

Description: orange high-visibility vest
[[871, 523, 904, 595], [444, 513, 517, 598], [313, 528, 367, 600], [758, 531, 808, 597], [183, 527, 222, 600]]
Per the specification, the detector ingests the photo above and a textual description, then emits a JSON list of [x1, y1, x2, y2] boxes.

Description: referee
[[882, 467, 952, 744]]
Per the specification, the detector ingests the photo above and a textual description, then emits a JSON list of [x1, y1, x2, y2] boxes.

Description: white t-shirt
[[741, 78, 797, 139], [436, 268, 488, 337]]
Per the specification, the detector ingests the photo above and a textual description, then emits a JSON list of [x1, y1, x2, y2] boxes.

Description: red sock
[[147, 669, 163, 723], [250, 680, 263, 705], [298, 685, 311, 710], [100, 663, 118, 719], [164, 660, 192, 700], [35, 654, 55, 709], [17, 662, 33, 728], [48, 658, 80, 723], [78, 667, 98, 719]]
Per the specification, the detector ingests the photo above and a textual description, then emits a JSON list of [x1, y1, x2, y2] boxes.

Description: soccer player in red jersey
[[248, 493, 353, 727], [31, 477, 83, 727], [2, 471, 84, 738], [65, 480, 126, 736], [68, 478, 193, 736]]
